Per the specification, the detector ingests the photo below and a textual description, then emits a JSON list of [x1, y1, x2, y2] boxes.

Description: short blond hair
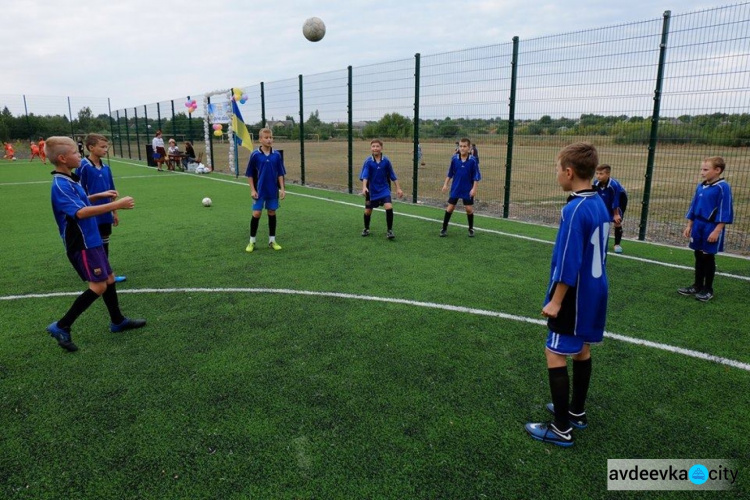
[[45, 136, 76, 165], [704, 156, 726, 173], [259, 128, 272, 137]]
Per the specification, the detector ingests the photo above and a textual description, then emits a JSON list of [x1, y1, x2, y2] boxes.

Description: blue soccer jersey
[[50, 171, 103, 253], [686, 178, 733, 253], [686, 179, 733, 224], [76, 157, 116, 225], [446, 154, 481, 199], [545, 190, 610, 340], [593, 177, 626, 218], [245, 148, 286, 199], [361, 155, 397, 201]]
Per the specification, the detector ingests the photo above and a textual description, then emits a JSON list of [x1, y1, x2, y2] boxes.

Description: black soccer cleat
[[386, 230, 395, 240], [47, 322, 78, 352], [695, 289, 714, 302], [677, 285, 699, 296], [361, 228, 370, 237], [468, 228, 475, 237], [110, 317, 147, 333], [440, 229, 447, 237]]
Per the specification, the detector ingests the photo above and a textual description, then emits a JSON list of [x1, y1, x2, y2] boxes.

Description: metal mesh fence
[[650, 4, 750, 251], [3, 3, 748, 253], [511, 18, 665, 236], [419, 43, 512, 212]]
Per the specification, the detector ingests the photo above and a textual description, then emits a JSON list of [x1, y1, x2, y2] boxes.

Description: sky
[[0, 0, 723, 111]]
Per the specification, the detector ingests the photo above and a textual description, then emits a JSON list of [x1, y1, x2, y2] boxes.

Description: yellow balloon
[[213, 130, 222, 137]]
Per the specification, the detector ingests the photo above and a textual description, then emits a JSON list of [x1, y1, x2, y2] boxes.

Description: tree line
[[3, 106, 749, 147]]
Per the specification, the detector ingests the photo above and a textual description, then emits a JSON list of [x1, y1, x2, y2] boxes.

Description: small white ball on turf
[[202, 197, 212, 207], [303, 17, 326, 42]]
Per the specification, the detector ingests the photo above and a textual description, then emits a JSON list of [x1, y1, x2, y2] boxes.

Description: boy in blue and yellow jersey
[[46, 136, 145, 352], [593, 164, 628, 253], [76, 134, 126, 283], [678, 156, 734, 302], [245, 128, 286, 252], [525, 142, 610, 447], [360, 139, 403, 239], [440, 137, 481, 237]]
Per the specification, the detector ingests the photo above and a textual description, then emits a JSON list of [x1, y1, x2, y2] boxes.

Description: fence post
[[107, 98, 115, 156], [134, 107, 142, 161], [22, 95, 31, 139], [116, 110, 123, 157], [171, 100, 177, 139], [639, 10, 671, 240], [503, 36, 520, 219], [299, 74, 306, 185], [348, 66, 353, 194], [412, 53, 421, 203], [144, 104, 150, 145], [260, 82, 266, 128], [67, 96, 75, 138], [187, 96, 193, 142], [208, 96, 215, 170], [124, 109, 132, 159], [157, 102, 162, 132]]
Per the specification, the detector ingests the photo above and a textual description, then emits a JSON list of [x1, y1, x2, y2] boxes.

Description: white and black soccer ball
[[303, 17, 326, 42], [202, 197, 212, 207]]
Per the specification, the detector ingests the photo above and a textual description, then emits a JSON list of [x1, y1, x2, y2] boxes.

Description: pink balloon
[[184, 102, 190, 107], [191, 99, 197, 105], [212, 124, 221, 130]]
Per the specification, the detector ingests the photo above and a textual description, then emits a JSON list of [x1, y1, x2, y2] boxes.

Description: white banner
[[207, 102, 230, 124]]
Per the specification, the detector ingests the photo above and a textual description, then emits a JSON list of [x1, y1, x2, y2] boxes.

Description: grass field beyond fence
[[0, 159, 748, 498]]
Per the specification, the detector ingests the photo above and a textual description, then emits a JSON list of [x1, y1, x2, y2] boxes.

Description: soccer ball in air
[[202, 197, 212, 207], [303, 17, 326, 42]]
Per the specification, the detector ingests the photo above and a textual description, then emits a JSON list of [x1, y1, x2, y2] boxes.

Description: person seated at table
[[183, 141, 197, 170], [167, 138, 180, 170]]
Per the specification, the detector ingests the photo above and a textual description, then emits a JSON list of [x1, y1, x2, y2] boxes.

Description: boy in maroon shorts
[[46, 136, 146, 352]]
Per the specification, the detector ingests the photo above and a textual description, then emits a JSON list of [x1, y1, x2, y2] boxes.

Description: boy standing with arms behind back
[[245, 128, 286, 253], [678, 156, 733, 302], [525, 142, 610, 447]]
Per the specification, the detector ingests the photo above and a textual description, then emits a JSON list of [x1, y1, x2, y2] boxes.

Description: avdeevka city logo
[[689, 464, 709, 485]]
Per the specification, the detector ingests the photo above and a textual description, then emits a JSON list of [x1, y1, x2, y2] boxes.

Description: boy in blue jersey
[[678, 156, 734, 302], [245, 128, 286, 252], [77, 134, 126, 283], [360, 139, 404, 239], [46, 137, 146, 352], [440, 138, 481, 237], [525, 142, 610, 447], [593, 164, 628, 253]]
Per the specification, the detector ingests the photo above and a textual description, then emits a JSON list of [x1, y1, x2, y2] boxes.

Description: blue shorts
[[67, 246, 112, 283], [448, 197, 474, 206], [252, 197, 280, 211], [366, 195, 392, 209], [546, 331, 601, 356], [689, 219, 724, 254]]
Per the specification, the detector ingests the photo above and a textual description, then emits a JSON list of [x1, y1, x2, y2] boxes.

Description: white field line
[[2, 287, 749, 372]]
